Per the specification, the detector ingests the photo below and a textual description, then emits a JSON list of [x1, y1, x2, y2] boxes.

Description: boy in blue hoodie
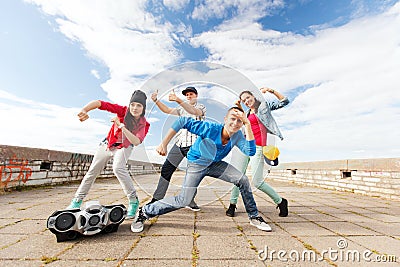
[[131, 107, 272, 232]]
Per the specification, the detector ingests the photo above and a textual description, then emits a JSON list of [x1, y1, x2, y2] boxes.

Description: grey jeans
[[73, 142, 137, 201]]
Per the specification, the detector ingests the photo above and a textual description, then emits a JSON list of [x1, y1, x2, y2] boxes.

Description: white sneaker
[[185, 202, 201, 211], [250, 216, 272, 232], [130, 207, 147, 233]]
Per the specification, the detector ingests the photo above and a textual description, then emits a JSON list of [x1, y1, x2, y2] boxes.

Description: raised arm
[[169, 89, 204, 116], [156, 116, 208, 156], [234, 109, 254, 141], [234, 99, 244, 112], [236, 120, 256, 157], [260, 87, 289, 110], [260, 87, 286, 101], [151, 90, 179, 115], [77, 100, 101, 122]]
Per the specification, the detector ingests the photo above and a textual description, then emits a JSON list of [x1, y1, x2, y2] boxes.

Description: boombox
[[47, 201, 127, 242]]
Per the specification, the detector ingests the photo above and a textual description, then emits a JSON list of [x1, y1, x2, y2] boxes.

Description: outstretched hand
[[77, 110, 89, 122], [151, 90, 159, 102], [234, 99, 243, 110], [260, 87, 274, 94], [168, 89, 180, 102], [156, 143, 167, 156]]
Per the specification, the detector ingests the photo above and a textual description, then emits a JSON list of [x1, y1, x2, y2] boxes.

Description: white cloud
[[192, 0, 283, 22], [191, 3, 400, 161], [0, 90, 109, 155], [90, 69, 100, 79], [16, 0, 400, 163], [138, 61, 260, 109], [163, 0, 190, 11], [146, 117, 160, 123], [25, 0, 181, 104], [192, 3, 400, 89], [0, 90, 164, 163]]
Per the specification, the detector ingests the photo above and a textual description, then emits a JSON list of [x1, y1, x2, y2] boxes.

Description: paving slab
[[276, 222, 336, 236], [196, 235, 256, 260], [121, 259, 192, 266], [356, 221, 400, 236], [47, 260, 118, 267], [196, 220, 239, 236], [0, 218, 17, 228], [0, 233, 26, 248], [316, 221, 380, 236], [0, 172, 399, 267], [197, 259, 265, 267], [296, 213, 345, 222], [0, 260, 43, 267], [145, 219, 194, 236], [59, 234, 138, 261], [330, 213, 380, 224], [127, 236, 192, 259], [345, 236, 400, 256], [0, 233, 66, 259], [0, 219, 46, 234], [264, 212, 311, 223]]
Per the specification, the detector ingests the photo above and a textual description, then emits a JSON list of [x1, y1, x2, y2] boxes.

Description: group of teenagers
[[67, 85, 290, 233]]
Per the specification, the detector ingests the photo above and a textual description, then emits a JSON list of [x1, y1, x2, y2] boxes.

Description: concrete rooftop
[[0, 172, 399, 267]]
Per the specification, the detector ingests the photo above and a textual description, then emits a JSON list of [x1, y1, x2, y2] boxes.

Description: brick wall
[[0, 145, 161, 191], [267, 158, 400, 200]]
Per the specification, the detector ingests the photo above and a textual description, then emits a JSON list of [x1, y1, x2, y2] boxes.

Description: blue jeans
[[144, 161, 259, 218]]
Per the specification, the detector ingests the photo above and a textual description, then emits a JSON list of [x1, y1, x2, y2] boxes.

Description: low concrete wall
[[0, 145, 161, 191], [267, 158, 400, 200], [3, 145, 399, 200]]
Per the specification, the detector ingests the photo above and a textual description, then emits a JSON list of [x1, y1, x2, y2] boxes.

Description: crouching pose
[[131, 107, 272, 233]]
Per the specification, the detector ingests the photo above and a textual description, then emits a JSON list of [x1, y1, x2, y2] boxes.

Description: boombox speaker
[[47, 201, 127, 242]]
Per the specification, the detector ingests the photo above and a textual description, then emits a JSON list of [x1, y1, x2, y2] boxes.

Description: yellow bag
[[263, 145, 280, 166]]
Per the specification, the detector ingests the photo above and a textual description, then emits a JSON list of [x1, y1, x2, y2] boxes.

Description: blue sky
[[1, 0, 399, 164]]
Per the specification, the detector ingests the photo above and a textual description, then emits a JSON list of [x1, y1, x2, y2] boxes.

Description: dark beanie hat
[[129, 90, 147, 116]]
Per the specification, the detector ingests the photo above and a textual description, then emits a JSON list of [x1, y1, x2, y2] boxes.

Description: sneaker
[[185, 202, 201, 212], [226, 204, 236, 217], [277, 198, 288, 217], [250, 216, 272, 232], [131, 207, 148, 233], [126, 198, 139, 220], [67, 198, 82, 209]]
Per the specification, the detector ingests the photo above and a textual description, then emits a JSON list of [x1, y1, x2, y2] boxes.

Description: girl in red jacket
[[67, 90, 150, 219]]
